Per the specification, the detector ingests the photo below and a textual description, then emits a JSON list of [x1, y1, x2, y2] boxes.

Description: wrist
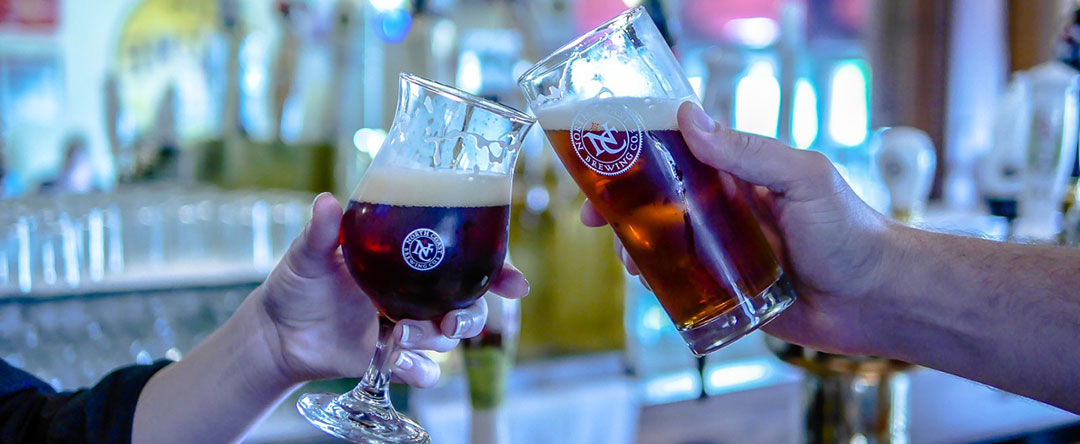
[[236, 285, 303, 390], [861, 222, 930, 359], [132, 287, 300, 444], [863, 225, 992, 365]]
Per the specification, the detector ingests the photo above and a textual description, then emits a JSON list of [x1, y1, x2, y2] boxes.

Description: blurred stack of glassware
[[0, 285, 255, 392], [0, 185, 312, 296], [0, 185, 312, 390]]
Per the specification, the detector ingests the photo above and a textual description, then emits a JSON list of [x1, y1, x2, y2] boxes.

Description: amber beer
[[341, 166, 511, 322], [536, 97, 784, 342]]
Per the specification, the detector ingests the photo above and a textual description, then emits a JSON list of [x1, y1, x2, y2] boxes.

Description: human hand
[[582, 102, 900, 356], [251, 193, 529, 387]]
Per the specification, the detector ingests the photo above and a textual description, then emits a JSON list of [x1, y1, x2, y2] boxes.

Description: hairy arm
[[594, 102, 1080, 412], [873, 226, 1080, 412]]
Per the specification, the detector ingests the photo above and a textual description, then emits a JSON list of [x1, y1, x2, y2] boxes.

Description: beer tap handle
[[271, 1, 300, 143], [876, 127, 937, 224], [695, 355, 708, 400]]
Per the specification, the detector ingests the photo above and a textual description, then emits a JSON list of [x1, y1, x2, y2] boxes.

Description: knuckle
[[804, 151, 832, 173], [798, 152, 847, 196], [434, 338, 459, 352], [419, 359, 441, 387], [726, 130, 767, 167], [731, 129, 755, 149]]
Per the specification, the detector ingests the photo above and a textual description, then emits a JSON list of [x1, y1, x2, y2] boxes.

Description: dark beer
[[341, 168, 511, 322], [538, 99, 781, 331]]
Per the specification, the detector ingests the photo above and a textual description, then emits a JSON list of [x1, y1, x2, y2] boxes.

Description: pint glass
[[518, 7, 796, 355]]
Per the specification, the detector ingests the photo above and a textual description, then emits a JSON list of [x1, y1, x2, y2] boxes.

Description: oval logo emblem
[[402, 228, 445, 271], [570, 103, 644, 176]]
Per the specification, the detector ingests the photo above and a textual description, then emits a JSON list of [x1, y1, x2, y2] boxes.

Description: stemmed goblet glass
[[296, 73, 534, 443]]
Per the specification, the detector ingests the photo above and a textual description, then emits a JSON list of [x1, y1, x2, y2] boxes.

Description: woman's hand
[[134, 194, 528, 444], [254, 193, 529, 387]]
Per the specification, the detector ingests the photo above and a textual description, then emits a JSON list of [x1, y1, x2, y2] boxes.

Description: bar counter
[[243, 352, 1078, 444]]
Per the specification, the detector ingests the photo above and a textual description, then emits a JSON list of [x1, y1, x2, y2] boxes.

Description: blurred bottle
[[1056, 0, 1080, 216], [776, 0, 808, 147], [1056, 2, 1080, 245], [509, 134, 626, 358], [253, 0, 335, 193], [1013, 62, 1079, 243], [701, 46, 745, 127], [189, 0, 243, 187], [452, 24, 625, 358], [463, 293, 520, 444], [104, 74, 133, 183], [978, 74, 1030, 231], [191, 0, 338, 194]]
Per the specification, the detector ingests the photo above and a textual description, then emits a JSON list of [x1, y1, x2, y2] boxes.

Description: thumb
[[283, 192, 343, 279], [677, 101, 841, 202]]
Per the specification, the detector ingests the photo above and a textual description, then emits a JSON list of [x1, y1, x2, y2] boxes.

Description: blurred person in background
[[584, 102, 1080, 414], [0, 193, 530, 443], [39, 134, 97, 195]]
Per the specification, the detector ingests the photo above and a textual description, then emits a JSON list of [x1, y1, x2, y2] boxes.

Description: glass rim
[[516, 6, 645, 88], [400, 72, 535, 125]]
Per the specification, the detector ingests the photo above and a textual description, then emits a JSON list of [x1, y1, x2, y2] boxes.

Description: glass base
[[297, 392, 430, 444], [679, 273, 796, 356]]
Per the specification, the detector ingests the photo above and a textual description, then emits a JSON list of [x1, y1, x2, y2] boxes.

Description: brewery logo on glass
[[571, 103, 644, 176], [402, 228, 445, 271]]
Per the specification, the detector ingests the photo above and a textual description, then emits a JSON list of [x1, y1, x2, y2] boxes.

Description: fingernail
[[450, 312, 471, 339], [518, 277, 531, 297], [689, 103, 716, 133], [640, 275, 652, 291], [399, 324, 414, 346], [395, 352, 414, 370]]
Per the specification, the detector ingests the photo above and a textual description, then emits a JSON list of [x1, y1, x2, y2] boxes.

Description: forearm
[[132, 287, 300, 444], [873, 225, 1080, 412]]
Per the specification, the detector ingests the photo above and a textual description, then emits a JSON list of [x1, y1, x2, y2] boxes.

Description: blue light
[[376, 9, 413, 44]]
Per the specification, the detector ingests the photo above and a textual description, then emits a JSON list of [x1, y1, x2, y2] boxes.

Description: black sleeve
[[0, 359, 172, 444]]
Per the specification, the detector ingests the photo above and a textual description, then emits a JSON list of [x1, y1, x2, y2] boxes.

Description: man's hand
[[582, 102, 899, 356]]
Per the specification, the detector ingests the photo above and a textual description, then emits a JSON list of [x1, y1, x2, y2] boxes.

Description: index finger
[[489, 262, 529, 299], [580, 199, 608, 227]]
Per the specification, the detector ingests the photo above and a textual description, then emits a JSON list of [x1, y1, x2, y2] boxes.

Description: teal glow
[[733, 60, 781, 138], [792, 78, 819, 149], [828, 61, 869, 146]]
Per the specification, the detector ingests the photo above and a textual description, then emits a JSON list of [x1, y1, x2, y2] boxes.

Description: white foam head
[[351, 165, 511, 207], [532, 96, 694, 131]]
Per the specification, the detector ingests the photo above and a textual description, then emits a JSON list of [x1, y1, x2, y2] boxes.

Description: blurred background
[[1, 0, 1080, 443]]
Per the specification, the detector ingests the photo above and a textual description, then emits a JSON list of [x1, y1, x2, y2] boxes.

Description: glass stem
[[341, 316, 399, 410]]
